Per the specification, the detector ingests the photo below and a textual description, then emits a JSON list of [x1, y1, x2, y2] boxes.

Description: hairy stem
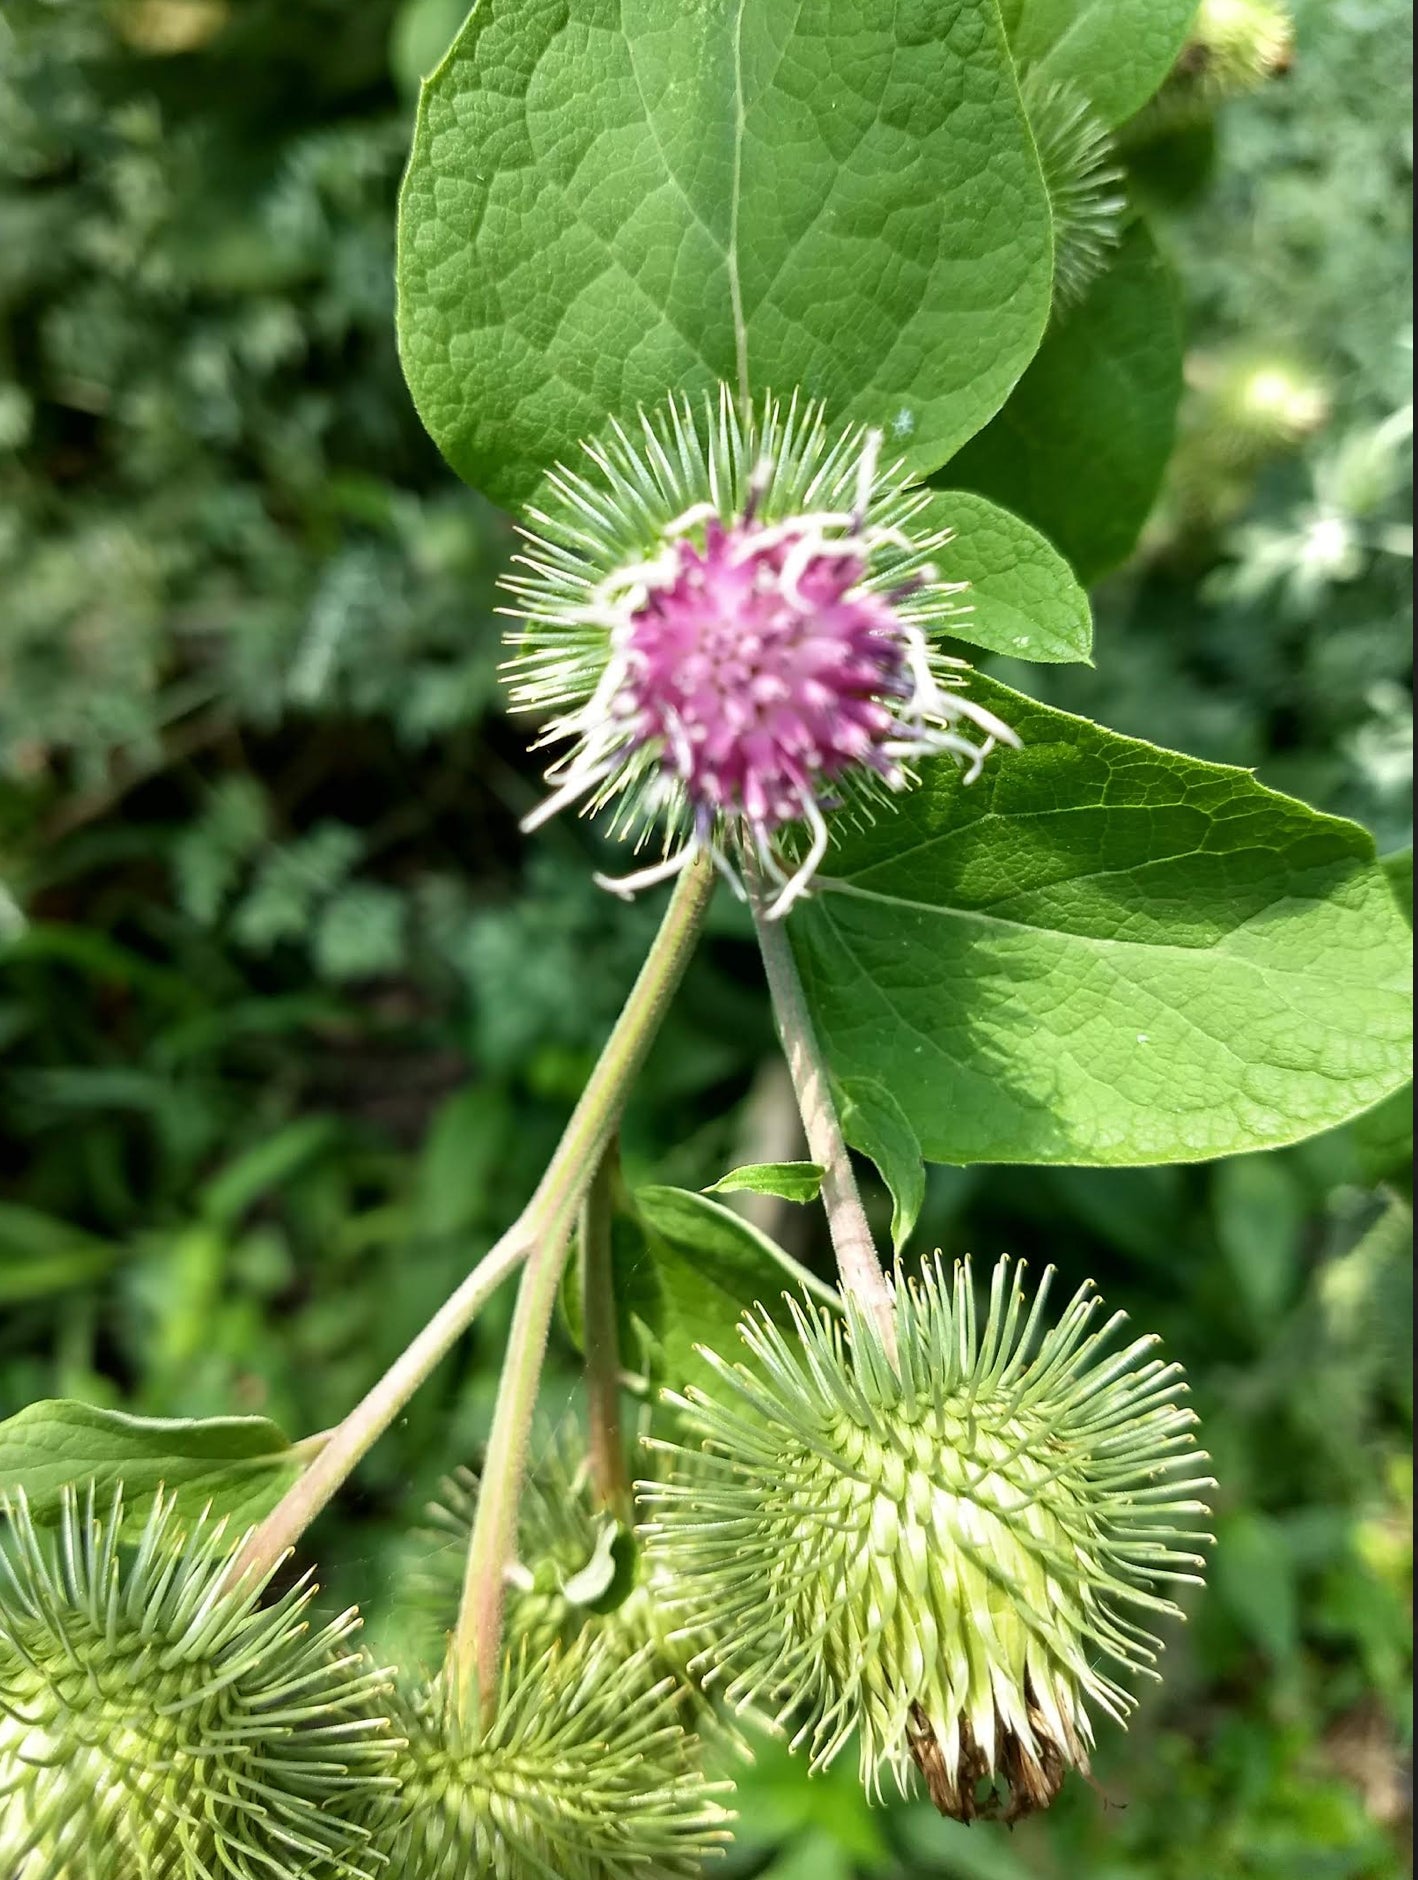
[[452, 855, 716, 1716], [580, 1140, 631, 1519], [227, 856, 714, 1601], [746, 859, 898, 1362], [226, 1227, 531, 1589]]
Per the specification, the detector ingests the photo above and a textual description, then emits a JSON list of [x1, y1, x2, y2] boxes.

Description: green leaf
[[0, 1400, 308, 1533], [415, 1085, 512, 1239], [790, 678, 1414, 1167], [0, 1205, 116, 1303], [632, 1186, 839, 1394], [945, 221, 1183, 583], [1349, 1085, 1413, 1189], [1380, 847, 1412, 922], [397, 0, 1053, 508], [930, 489, 1092, 662], [1212, 1154, 1306, 1323], [1008, 0, 1198, 127], [834, 1077, 925, 1254], [704, 1162, 824, 1204]]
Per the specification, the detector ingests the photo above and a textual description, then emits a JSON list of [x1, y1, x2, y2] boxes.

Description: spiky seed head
[[1021, 72, 1126, 313], [417, 1429, 668, 1666], [1138, 0, 1295, 135], [0, 1486, 399, 1880], [640, 1256, 1214, 1822], [501, 385, 1016, 918], [376, 1638, 732, 1879], [1179, 0, 1295, 96], [1193, 350, 1331, 459]]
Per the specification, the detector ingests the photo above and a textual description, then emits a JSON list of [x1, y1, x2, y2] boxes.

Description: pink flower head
[[503, 390, 1017, 916]]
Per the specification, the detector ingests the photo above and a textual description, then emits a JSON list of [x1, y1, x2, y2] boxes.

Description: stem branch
[[227, 1227, 530, 1589], [451, 855, 715, 1714], [226, 856, 714, 1601], [580, 1140, 631, 1519], [746, 859, 897, 1362]]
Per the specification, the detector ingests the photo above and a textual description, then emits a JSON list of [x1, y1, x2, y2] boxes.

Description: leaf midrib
[[727, 0, 750, 404]]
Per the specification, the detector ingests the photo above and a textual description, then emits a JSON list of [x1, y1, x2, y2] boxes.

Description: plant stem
[[226, 1226, 532, 1589], [451, 855, 716, 1716], [746, 859, 898, 1363], [226, 854, 715, 1601], [580, 1139, 631, 1519]]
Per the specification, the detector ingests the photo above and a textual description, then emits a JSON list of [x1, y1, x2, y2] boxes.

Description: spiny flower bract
[[1021, 71, 1127, 313], [417, 1428, 656, 1666], [1139, 0, 1294, 136], [1178, 0, 1295, 98], [375, 1636, 731, 1879], [0, 1486, 399, 1880], [641, 1255, 1213, 1822], [502, 386, 1015, 917]]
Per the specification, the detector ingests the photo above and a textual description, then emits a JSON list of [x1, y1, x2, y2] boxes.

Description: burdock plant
[[3, 0, 1409, 1873], [0, 1489, 397, 1880], [642, 1257, 1213, 1821], [374, 1640, 730, 1880]]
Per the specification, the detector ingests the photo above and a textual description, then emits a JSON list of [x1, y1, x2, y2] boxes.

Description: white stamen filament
[[594, 841, 698, 899]]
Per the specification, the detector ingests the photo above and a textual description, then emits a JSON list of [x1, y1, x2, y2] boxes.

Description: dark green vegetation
[[1, 2, 1411, 1875]]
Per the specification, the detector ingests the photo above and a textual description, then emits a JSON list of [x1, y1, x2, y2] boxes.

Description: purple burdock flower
[[503, 388, 1018, 916]]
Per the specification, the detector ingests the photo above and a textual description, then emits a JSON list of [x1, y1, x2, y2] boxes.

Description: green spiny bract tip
[[1137, 0, 1295, 136], [1021, 71, 1127, 315], [415, 1423, 698, 1689], [376, 1636, 732, 1879], [1178, 0, 1295, 98], [640, 1254, 1213, 1823], [0, 1485, 400, 1880]]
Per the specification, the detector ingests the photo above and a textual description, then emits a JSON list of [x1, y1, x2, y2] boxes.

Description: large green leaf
[[1008, 0, 1197, 127], [0, 1400, 309, 1533], [790, 680, 1414, 1168], [944, 221, 1182, 583], [930, 489, 1092, 662], [397, 0, 1053, 508], [629, 1187, 838, 1395]]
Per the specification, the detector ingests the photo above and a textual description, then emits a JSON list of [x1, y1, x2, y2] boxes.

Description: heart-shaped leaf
[[397, 0, 1053, 507], [790, 679, 1414, 1167]]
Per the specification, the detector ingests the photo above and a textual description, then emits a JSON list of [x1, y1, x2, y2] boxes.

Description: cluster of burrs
[[0, 1485, 728, 1880], [0, 1254, 1209, 1871]]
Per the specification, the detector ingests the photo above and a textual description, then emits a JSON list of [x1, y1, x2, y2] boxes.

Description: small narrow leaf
[[791, 679, 1414, 1167], [835, 1077, 926, 1255], [945, 222, 1182, 583], [199, 1116, 341, 1228], [931, 489, 1093, 663], [704, 1162, 825, 1204], [0, 1400, 308, 1532]]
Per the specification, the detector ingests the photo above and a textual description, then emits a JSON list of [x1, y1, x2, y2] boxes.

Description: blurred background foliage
[[0, 1, 1410, 1875]]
